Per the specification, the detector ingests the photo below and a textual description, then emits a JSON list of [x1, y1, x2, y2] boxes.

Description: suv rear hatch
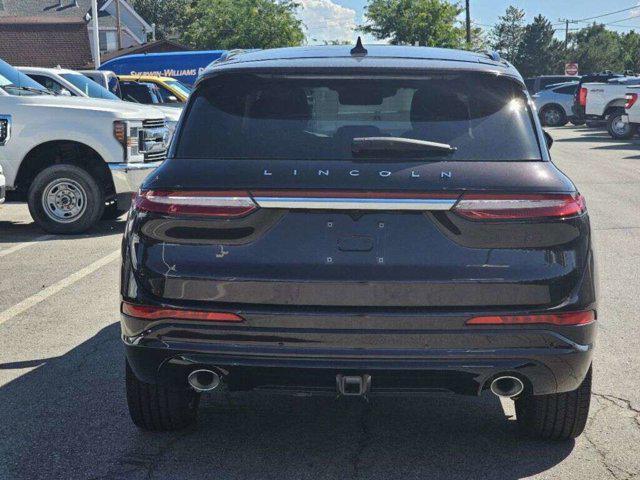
[[129, 70, 589, 310]]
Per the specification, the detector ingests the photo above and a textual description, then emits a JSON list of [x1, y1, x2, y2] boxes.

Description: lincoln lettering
[[262, 169, 452, 179]]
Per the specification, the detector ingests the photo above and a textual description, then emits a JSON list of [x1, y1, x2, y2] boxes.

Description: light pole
[[91, 0, 101, 68], [465, 0, 471, 46], [115, 0, 122, 50]]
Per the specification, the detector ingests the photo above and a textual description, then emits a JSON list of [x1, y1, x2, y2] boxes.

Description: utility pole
[[115, 0, 122, 50], [465, 0, 471, 46], [91, 0, 101, 68], [565, 19, 569, 49]]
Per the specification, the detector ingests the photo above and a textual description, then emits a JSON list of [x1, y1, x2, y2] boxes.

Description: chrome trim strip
[[108, 161, 163, 171], [253, 197, 456, 211]]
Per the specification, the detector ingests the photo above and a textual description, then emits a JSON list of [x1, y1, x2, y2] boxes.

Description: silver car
[[532, 82, 578, 127]]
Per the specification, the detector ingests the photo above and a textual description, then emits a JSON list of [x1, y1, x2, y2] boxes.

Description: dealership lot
[[0, 126, 639, 480]]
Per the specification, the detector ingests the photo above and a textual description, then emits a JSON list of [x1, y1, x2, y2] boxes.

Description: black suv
[[121, 44, 597, 440]]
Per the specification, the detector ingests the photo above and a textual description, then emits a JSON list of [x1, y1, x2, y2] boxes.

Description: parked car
[[78, 69, 122, 98], [21, 66, 181, 139], [0, 58, 169, 233], [121, 44, 596, 441], [619, 88, 640, 139], [525, 75, 578, 94], [571, 72, 624, 125], [118, 75, 190, 103], [583, 77, 640, 138], [18, 66, 120, 99], [532, 81, 578, 126]]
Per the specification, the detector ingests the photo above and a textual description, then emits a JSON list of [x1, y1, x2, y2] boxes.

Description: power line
[[570, 4, 639, 23]]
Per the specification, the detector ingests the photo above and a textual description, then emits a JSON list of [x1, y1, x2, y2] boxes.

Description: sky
[[296, 0, 640, 44]]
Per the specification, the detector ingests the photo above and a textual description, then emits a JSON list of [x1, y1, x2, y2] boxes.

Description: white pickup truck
[[621, 87, 640, 139], [0, 58, 169, 233], [583, 77, 640, 138]]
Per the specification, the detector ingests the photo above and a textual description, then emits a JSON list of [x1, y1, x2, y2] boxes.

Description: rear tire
[[126, 360, 200, 431], [515, 365, 591, 440], [607, 112, 635, 139], [540, 105, 567, 127], [27, 164, 104, 234]]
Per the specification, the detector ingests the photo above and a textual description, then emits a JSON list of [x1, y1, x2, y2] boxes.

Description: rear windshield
[[176, 72, 542, 161]]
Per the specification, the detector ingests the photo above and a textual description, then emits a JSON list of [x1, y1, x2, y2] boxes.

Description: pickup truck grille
[[144, 149, 167, 162], [142, 118, 166, 129], [140, 119, 168, 162]]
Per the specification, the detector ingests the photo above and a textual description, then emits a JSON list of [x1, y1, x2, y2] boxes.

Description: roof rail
[[213, 49, 253, 64], [485, 51, 501, 62]]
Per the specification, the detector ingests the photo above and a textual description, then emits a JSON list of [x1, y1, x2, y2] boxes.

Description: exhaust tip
[[490, 375, 524, 398], [188, 369, 220, 393]]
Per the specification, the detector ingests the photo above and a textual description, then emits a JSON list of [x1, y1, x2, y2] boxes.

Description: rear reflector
[[579, 87, 588, 107], [134, 190, 257, 217], [453, 193, 586, 220], [122, 302, 244, 322], [625, 93, 638, 109], [466, 310, 595, 326]]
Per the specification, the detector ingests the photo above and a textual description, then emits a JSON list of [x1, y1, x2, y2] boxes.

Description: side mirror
[[60, 89, 72, 96], [543, 130, 553, 149], [167, 95, 178, 103]]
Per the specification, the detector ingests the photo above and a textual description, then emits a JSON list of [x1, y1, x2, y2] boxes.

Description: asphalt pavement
[[0, 125, 639, 480]]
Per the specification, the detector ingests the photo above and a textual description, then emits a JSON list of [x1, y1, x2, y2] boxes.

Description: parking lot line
[[0, 235, 56, 258], [0, 249, 120, 327]]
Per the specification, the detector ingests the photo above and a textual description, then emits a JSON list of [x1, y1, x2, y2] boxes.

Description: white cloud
[[297, 0, 358, 44]]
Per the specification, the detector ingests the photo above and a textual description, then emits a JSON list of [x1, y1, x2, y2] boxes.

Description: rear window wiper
[[352, 137, 457, 158]]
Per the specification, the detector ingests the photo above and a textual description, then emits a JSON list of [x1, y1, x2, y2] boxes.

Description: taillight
[[466, 310, 595, 326], [121, 302, 244, 322], [453, 193, 586, 220], [134, 190, 257, 217], [625, 93, 638, 109], [579, 87, 588, 106]]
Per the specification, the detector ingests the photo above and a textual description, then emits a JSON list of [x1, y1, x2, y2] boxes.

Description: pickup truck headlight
[[0, 115, 11, 146], [113, 120, 143, 162]]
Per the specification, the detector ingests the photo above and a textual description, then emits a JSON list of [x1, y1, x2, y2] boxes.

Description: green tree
[[468, 25, 487, 51], [359, 0, 464, 47], [620, 31, 640, 73], [513, 15, 564, 77], [490, 6, 525, 62], [130, 0, 194, 40], [568, 24, 624, 74], [181, 0, 305, 49]]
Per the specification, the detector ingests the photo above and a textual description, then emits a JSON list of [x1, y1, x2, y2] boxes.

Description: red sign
[[565, 63, 579, 76]]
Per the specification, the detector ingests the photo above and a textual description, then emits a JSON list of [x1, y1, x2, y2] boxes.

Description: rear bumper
[[109, 161, 162, 195], [122, 313, 595, 397], [0, 172, 5, 205]]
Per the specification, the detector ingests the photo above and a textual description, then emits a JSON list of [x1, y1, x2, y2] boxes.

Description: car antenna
[[350, 36, 368, 56]]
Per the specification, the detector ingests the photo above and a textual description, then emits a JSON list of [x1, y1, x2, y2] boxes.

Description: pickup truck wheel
[[540, 105, 567, 127], [126, 360, 200, 431], [28, 164, 105, 234], [607, 113, 635, 139], [515, 365, 591, 440]]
